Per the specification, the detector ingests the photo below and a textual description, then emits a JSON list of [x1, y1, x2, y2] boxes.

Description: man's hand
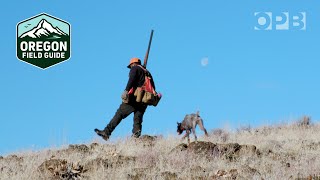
[[121, 90, 129, 103]]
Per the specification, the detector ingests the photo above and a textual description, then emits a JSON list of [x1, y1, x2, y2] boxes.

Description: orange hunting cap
[[127, 57, 141, 68]]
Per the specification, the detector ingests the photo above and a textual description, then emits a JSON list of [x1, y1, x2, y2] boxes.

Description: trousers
[[104, 102, 147, 137]]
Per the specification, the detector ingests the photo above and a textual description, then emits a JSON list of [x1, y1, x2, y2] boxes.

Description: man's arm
[[125, 66, 138, 91]]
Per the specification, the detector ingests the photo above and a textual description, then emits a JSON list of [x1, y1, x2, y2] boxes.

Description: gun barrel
[[143, 30, 154, 68]]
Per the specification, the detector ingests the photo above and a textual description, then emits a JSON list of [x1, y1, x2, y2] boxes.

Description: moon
[[201, 57, 209, 67]]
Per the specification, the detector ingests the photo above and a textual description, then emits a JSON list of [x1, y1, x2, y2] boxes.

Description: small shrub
[[211, 129, 229, 142], [296, 116, 311, 127]]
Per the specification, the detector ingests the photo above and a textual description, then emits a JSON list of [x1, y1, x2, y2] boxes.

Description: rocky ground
[[1, 117, 320, 179]]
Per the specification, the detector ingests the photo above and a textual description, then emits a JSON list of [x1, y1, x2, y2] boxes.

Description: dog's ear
[[196, 111, 200, 116], [177, 122, 179, 125]]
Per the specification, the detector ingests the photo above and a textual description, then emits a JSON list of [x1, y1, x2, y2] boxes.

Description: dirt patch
[[160, 171, 177, 179], [171, 143, 188, 152], [89, 142, 99, 149], [4, 155, 23, 162], [84, 155, 136, 172], [239, 165, 262, 178], [84, 157, 111, 171], [127, 168, 151, 180], [68, 144, 90, 153], [38, 158, 87, 179], [210, 166, 261, 179], [133, 135, 160, 147], [302, 141, 320, 151], [172, 141, 260, 160], [56, 144, 91, 155]]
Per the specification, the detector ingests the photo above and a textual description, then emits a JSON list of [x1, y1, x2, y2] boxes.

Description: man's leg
[[104, 103, 135, 136], [132, 105, 147, 138]]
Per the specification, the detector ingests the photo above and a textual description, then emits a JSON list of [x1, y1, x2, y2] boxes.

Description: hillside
[[1, 117, 319, 179]]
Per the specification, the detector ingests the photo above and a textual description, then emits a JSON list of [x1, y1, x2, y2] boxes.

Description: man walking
[[94, 57, 149, 141]]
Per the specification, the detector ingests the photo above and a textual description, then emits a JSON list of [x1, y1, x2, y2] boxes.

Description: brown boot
[[94, 129, 109, 141], [132, 130, 141, 138]]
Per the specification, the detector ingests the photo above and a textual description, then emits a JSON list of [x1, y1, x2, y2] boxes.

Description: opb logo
[[254, 12, 306, 30]]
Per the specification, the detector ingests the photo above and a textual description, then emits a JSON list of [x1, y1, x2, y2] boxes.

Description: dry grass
[[1, 117, 320, 179]]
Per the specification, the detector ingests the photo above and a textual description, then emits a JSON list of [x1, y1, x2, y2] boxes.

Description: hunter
[[94, 57, 154, 140]]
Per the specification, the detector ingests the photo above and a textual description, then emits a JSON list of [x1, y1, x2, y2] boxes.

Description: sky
[[1, 0, 319, 155]]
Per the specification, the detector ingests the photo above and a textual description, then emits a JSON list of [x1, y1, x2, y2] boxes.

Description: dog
[[177, 111, 208, 143]]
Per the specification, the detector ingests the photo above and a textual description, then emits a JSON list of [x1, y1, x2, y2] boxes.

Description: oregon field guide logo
[[17, 13, 71, 69]]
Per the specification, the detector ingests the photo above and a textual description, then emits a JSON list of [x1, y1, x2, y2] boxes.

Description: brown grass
[[1, 117, 320, 179]]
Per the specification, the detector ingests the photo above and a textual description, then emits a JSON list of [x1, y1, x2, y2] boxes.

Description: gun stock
[[143, 30, 154, 68]]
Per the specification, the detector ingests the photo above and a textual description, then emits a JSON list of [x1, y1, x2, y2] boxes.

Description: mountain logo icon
[[16, 13, 71, 69]]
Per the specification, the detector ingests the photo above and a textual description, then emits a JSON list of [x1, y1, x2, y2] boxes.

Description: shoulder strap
[[137, 65, 146, 72], [137, 65, 151, 76]]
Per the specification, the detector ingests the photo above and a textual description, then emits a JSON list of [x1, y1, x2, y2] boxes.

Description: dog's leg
[[185, 130, 191, 144], [199, 120, 209, 137], [182, 130, 190, 140], [192, 127, 197, 142], [182, 133, 188, 140]]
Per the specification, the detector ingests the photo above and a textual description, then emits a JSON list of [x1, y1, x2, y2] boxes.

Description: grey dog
[[177, 111, 208, 143]]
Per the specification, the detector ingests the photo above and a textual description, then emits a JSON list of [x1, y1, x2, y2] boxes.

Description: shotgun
[[143, 30, 154, 68]]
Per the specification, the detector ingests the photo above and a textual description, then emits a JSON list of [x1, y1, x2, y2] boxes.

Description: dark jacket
[[125, 65, 146, 91]]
